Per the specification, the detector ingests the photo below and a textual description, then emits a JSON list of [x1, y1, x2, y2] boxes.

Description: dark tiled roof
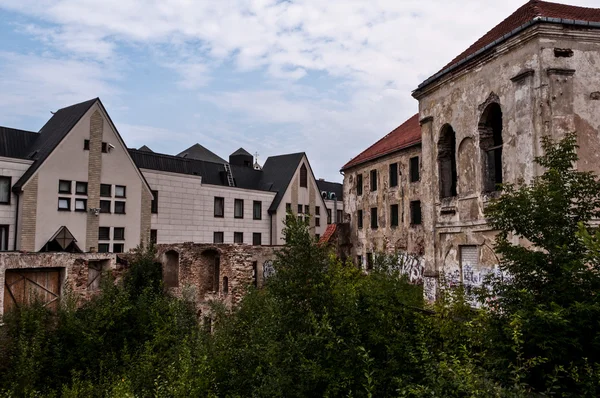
[[177, 143, 227, 164], [231, 147, 252, 157], [0, 127, 39, 159], [341, 114, 421, 171], [317, 179, 343, 201], [13, 98, 98, 191], [418, 0, 600, 90], [261, 152, 305, 212]]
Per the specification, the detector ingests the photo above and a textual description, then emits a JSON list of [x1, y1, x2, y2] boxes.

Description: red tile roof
[[418, 0, 600, 89], [319, 224, 337, 246], [341, 114, 421, 171]]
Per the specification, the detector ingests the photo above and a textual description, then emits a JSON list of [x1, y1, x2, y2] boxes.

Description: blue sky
[[0, 0, 596, 181]]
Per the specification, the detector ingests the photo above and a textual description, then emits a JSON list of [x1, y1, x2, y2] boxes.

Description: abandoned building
[[341, 114, 424, 274], [342, 0, 600, 300]]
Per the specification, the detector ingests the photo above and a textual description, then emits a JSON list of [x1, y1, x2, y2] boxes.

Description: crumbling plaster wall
[[155, 243, 278, 315], [0, 252, 119, 317], [414, 24, 600, 301], [342, 145, 424, 268]]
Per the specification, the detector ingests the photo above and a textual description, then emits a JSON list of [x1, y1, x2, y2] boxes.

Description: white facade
[[143, 169, 275, 245], [0, 157, 32, 250]]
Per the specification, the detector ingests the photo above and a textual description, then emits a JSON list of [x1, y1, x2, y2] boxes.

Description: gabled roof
[[177, 143, 227, 164], [138, 145, 153, 152], [316, 179, 343, 201], [417, 0, 600, 90], [13, 98, 98, 191], [261, 152, 306, 212], [341, 114, 421, 171], [0, 127, 39, 159], [231, 147, 252, 157]]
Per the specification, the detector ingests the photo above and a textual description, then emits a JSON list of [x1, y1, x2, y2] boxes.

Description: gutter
[[13, 194, 19, 251], [414, 17, 600, 94]]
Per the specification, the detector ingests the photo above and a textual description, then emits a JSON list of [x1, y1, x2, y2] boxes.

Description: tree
[[482, 132, 600, 394]]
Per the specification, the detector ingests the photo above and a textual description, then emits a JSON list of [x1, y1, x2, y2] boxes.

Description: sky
[[0, 0, 596, 182]]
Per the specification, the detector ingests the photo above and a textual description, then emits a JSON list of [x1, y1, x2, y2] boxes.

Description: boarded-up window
[[88, 260, 110, 291], [300, 164, 308, 188], [163, 250, 179, 288], [460, 246, 479, 268]]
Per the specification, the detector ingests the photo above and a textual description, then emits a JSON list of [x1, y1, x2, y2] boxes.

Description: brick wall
[[19, 174, 39, 251], [85, 110, 103, 252]]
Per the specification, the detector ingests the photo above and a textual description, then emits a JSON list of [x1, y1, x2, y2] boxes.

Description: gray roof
[[316, 180, 343, 201], [0, 127, 39, 159], [261, 153, 305, 212], [13, 98, 98, 191], [231, 147, 252, 157], [177, 143, 227, 164], [138, 145, 153, 152]]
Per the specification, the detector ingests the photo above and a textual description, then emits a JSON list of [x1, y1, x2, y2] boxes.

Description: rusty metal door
[[3, 268, 61, 313]]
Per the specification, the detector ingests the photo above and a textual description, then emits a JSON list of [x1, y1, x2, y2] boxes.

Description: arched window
[[438, 124, 457, 198], [163, 250, 179, 288], [223, 276, 229, 294], [479, 103, 503, 192], [300, 164, 307, 188]]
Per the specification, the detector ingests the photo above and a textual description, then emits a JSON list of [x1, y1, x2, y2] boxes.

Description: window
[[389, 163, 398, 187], [213, 232, 224, 244], [356, 174, 363, 195], [253, 233, 262, 246], [391, 204, 399, 227], [297, 204, 303, 214], [114, 227, 125, 240], [58, 198, 71, 211], [337, 210, 343, 223], [114, 201, 126, 214], [0, 176, 11, 204], [150, 229, 157, 244], [286, 203, 291, 212], [327, 209, 332, 224], [100, 184, 112, 197], [371, 208, 378, 229], [410, 157, 420, 182], [480, 103, 503, 192], [84, 139, 90, 150], [410, 201, 422, 225], [75, 181, 88, 195], [357, 210, 363, 229], [300, 164, 307, 188], [253, 201, 262, 220], [438, 124, 458, 198], [367, 253, 374, 270], [98, 227, 110, 240], [223, 277, 229, 294], [315, 217, 320, 227], [101, 142, 108, 153], [115, 185, 126, 198], [58, 180, 71, 194], [234, 199, 244, 219], [0, 225, 8, 251], [75, 198, 87, 212], [234, 232, 243, 244], [113, 243, 124, 253], [370, 170, 377, 191], [151, 190, 159, 214], [98, 243, 110, 253], [214, 197, 224, 217], [304, 205, 310, 215], [100, 200, 111, 213], [315, 206, 320, 216]]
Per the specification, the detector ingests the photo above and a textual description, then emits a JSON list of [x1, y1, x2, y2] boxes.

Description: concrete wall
[[143, 169, 275, 245], [271, 155, 329, 244], [21, 102, 149, 252], [343, 145, 424, 269], [414, 23, 600, 300], [0, 158, 32, 250]]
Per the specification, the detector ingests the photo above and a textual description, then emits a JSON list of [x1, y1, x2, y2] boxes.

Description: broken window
[[479, 103, 503, 192], [390, 204, 399, 227], [409, 157, 420, 182], [356, 174, 363, 195], [300, 164, 308, 188], [410, 200, 422, 226], [370, 170, 377, 191], [438, 124, 457, 198], [389, 163, 398, 187], [371, 207, 378, 229]]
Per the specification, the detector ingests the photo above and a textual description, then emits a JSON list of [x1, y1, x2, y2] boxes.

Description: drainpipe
[[13, 193, 19, 251], [269, 213, 273, 245]]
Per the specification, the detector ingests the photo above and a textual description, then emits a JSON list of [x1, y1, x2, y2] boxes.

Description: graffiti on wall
[[263, 260, 275, 280], [397, 253, 424, 284]]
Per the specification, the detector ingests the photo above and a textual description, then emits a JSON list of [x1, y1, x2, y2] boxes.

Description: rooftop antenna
[[254, 151, 259, 163]]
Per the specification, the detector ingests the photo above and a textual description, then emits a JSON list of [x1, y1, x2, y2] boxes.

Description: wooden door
[[3, 268, 61, 313]]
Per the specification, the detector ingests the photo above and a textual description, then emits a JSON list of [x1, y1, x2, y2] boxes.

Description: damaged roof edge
[[340, 139, 421, 172], [413, 17, 600, 95]]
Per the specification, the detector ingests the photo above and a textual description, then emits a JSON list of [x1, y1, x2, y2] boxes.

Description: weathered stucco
[[413, 23, 600, 300]]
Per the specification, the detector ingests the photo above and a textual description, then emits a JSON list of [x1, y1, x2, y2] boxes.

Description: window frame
[[100, 184, 112, 197], [75, 181, 88, 195], [151, 190, 159, 214], [357, 210, 363, 229], [115, 185, 126, 198], [389, 163, 398, 188], [58, 180, 71, 194], [252, 232, 262, 246], [112, 243, 124, 254], [150, 229, 157, 244], [315, 217, 320, 227], [234, 199, 244, 219], [100, 200, 111, 214], [0, 224, 8, 251], [409, 156, 420, 183], [214, 197, 225, 218], [300, 164, 308, 188], [370, 207, 378, 229], [98, 243, 110, 253], [315, 206, 320, 216], [304, 205, 310, 215], [114, 227, 125, 241], [98, 227, 110, 241], [327, 209, 332, 224], [74, 198, 87, 212], [356, 174, 363, 195], [213, 231, 224, 244], [391, 204, 399, 227], [410, 200, 422, 226], [58, 197, 71, 211], [0, 176, 11, 205], [253, 200, 262, 220], [83, 139, 90, 150], [370, 170, 377, 191], [234, 232, 244, 244], [114, 201, 126, 214]]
